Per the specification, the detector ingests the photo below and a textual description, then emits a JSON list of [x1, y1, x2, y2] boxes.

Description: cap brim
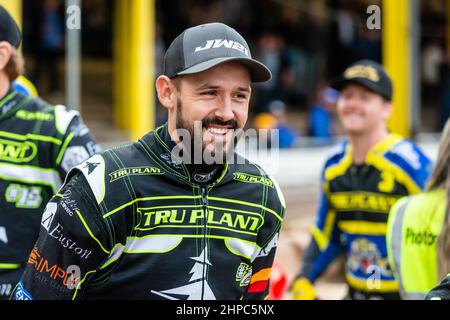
[[331, 77, 386, 98], [177, 57, 272, 83]]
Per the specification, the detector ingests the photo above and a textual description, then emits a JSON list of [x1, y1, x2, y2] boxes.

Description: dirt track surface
[[275, 186, 347, 300]]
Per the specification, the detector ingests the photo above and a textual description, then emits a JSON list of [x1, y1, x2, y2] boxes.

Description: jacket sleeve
[[53, 107, 101, 180], [385, 140, 433, 193], [299, 179, 342, 283], [11, 172, 111, 300], [243, 177, 285, 300]]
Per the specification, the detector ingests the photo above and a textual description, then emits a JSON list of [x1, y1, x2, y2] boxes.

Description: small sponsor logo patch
[[109, 167, 163, 182], [15, 281, 33, 300]]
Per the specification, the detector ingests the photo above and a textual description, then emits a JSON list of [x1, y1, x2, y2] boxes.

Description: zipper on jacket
[[200, 186, 208, 300]]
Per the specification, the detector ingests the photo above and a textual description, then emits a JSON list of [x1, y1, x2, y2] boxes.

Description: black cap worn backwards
[[163, 22, 272, 83], [331, 59, 393, 101], [0, 5, 21, 48]]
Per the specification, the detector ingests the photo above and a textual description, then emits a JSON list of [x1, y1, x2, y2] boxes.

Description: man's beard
[[175, 98, 239, 165]]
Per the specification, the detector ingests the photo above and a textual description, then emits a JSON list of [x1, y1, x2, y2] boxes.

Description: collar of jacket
[[141, 122, 235, 187], [0, 89, 29, 120]]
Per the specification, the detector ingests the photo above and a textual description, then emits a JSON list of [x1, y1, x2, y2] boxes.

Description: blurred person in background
[[327, 5, 357, 77], [34, 0, 65, 96], [351, 25, 382, 63], [290, 60, 432, 300], [0, 5, 99, 300], [308, 84, 339, 143], [422, 40, 444, 110], [255, 31, 296, 113], [388, 118, 450, 299], [253, 111, 278, 149], [253, 100, 298, 149], [254, 32, 286, 114], [268, 100, 298, 149]]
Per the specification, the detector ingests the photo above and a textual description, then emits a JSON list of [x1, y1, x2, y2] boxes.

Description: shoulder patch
[[269, 175, 286, 209], [248, 161, 286, 210], [61, 146, 90, 173], [253, 232, 279, 260], [72, 154, 106, 205], [389, 140, 421, 170], [55, 105, 80, 135], [326, 141, 347, 161], [323, 141, 351, 181]]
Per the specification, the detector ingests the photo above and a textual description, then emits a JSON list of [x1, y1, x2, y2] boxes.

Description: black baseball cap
[[163, 23, 272, 83], [331, 60, 393, 101], [0, 5, 21, 48]]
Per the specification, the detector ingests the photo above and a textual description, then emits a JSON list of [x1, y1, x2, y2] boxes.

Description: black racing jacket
[[0, 90, 99, 299], [13, 124, 286, 300], [426, 275, 450, 300]]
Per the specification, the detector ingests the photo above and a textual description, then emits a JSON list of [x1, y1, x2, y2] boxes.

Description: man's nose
[[342, 96, 359, 110], [215, 97, 235, 122]]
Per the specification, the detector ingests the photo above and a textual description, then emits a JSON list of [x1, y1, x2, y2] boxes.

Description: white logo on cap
[[195, 39, 249, 56]]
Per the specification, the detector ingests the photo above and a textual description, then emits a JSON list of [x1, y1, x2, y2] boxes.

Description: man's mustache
[[201, 117, 238, 130]]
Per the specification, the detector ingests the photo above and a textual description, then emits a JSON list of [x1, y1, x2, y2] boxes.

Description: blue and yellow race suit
[[299, 134, 432, 299]]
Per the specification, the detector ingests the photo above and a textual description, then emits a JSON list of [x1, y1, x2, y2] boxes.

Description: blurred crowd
[[18, 0, 450, 144]]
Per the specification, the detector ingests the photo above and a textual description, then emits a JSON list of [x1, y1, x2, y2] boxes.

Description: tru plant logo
[[366, 5, 381, 30]]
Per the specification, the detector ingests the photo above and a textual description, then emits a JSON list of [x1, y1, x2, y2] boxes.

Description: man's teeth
[[208, 127, 228, 135]]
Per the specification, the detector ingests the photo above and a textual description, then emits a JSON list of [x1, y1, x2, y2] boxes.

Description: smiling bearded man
[[13, 23, 287, 301]]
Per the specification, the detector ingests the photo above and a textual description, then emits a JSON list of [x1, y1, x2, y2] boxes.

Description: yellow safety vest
[[387, 189, 447, 299]]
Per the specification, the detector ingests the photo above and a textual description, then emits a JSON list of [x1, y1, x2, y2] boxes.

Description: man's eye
[[201, 91, 217, 96], [234, 93, 248, 100]]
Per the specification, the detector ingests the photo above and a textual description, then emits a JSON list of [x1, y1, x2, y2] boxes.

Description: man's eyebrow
[[196, 84, 220, 91], [236, 86, 251, 93], [195, 84, 251, 92]]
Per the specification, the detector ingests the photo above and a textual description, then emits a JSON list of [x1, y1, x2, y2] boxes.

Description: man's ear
[[156, 75, 178, 110], [0, 42, 12, 70]]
